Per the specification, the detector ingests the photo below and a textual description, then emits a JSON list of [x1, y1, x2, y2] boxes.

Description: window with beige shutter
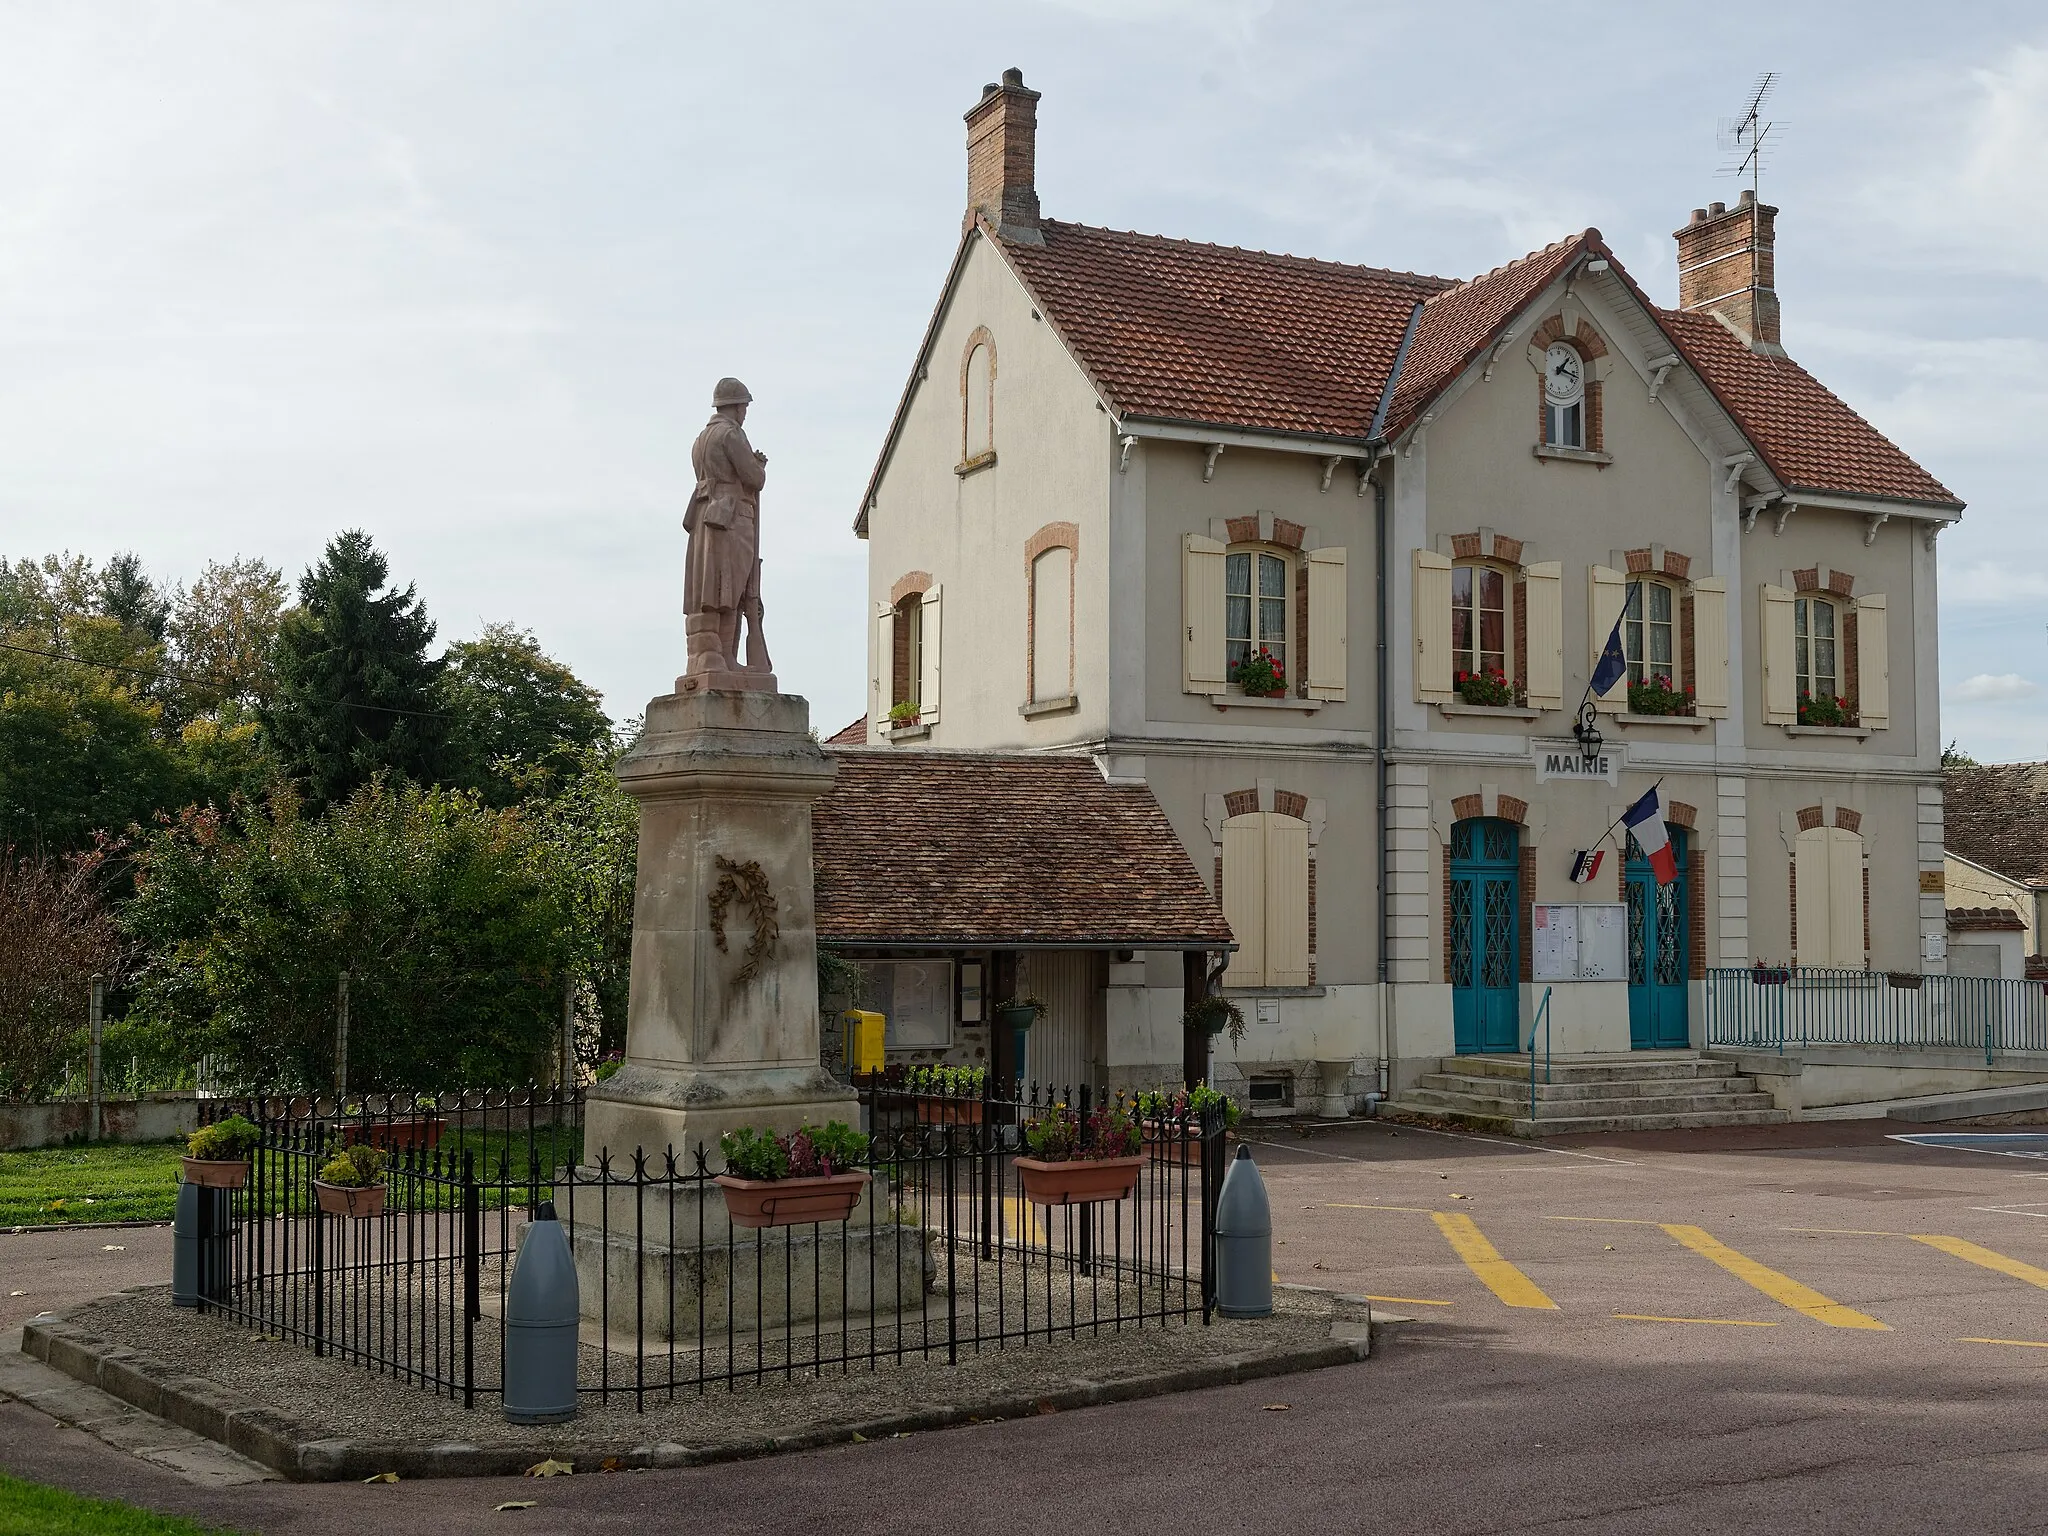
[[1221, 811, 1312, 989], [1182, 534, 1227, 694], [1691, 577, 1730, 717], [1760, 583, 1797, 725], [917, 584, 942, 724], [1304, 547, 1347, 701], [1588, 566, 1627, 713], [1795, 824, 1865, 967], [1857, 593, 1889, 728], [1413, 549, 1453, 704], [1522, 561, 1563, 710], [871, 601, 894, 732]]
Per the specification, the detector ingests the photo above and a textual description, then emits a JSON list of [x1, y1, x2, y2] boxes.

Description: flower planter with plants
[[1013, 1103, 1144, 1206], [1626, 674, 1696, 717], [994, 995, 1046, 1034], [908, 1064, 986, 1124], [1135, 1083, 1240, 1165], [1453, 668, 1523, 708], [887, 700, 922, 731], [313, 1144, 388, 1219], [1797, 692, 1857, 728], [1228, 647, 1288, 699], [182, 1115, 261, 1190], [716, 1122, 872, 1229], [344, 1114, 445, 1151]]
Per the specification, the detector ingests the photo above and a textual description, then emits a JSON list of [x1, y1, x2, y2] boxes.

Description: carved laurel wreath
[[708, 855, 779, 988]]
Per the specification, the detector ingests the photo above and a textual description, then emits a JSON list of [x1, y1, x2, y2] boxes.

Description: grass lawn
[[0, 1125, 584, 1228], [0, 1473, 248, 1535], [0, 1142, 184, 1228]]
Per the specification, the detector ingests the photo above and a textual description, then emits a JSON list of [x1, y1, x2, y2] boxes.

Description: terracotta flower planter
[[716, 1170, 871, 1230], [181, 1157, 250, 1191], [344, 1116, 445, 1151], [313, 1180, 387, 1219], [1014, 1154, 1144, 1207], [915, 1099, 985, 1125], [1143, 1123, 1228, 1166]]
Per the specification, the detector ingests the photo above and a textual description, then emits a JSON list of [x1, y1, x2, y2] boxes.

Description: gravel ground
[[60, 1280, 1361, 1462]]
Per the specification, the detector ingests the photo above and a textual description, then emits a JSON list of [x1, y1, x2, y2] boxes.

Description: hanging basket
[[716, 1171, 871, 1230], [995, 1005, 1040, 1032], [180, 1157, 250, 1191], [313, 1180, 386, 1220], [1014, 1154, 1144, 1207]]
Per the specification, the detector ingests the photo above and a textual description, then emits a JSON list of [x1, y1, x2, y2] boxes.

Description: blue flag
[[1590, 615, 1628, 697]]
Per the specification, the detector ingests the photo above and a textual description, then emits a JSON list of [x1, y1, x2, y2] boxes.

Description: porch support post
[[1183, 949, 1210, 1089]]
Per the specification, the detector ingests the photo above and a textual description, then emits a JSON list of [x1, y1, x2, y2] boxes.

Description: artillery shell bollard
[[171, 1179, 229, 1308], [504, 1200, 580, 1424], [1214, 1144, 1273, 1319]]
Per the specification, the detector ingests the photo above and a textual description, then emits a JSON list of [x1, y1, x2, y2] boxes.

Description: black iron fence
[[194, 1080, 1221, 1411]]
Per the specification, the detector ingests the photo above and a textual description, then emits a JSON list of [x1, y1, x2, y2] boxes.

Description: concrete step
[[1414, 1071, 1762, 1104], [1401, 1086, 1781, 1119], [1382, 1099, 1792, 1137], [1444, 1054, 1738, 1084]]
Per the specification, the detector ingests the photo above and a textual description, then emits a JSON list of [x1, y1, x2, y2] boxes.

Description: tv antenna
[[1717, 72, 1781, 200]]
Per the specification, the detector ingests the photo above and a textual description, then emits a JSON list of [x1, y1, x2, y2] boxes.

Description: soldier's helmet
[[711, 377, 753, 407]]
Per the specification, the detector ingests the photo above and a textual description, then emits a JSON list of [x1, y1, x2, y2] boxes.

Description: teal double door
[[1627, 829, 1690, 1049], [1450, 818, 1520, 1054]]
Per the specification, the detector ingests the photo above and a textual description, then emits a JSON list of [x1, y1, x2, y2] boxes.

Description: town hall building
[[841, 68, 1962, 1115]]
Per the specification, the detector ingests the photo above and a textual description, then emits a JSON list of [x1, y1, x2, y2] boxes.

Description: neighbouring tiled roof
[[1946, 906, 2026, 932], [1945, 764, 2048, 885], [812, 750, 1232, 948], [1658, 309, 1961, 508], [1381, 234, 1591, 437], [824, 716, 867, 745], [999, 220, 1448, 438]]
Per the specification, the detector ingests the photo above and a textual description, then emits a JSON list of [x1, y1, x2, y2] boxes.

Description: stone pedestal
[[581, 689, 856, 1164]]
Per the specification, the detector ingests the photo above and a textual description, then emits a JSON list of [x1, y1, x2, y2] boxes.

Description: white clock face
[[1544, 344, 1584, 403]]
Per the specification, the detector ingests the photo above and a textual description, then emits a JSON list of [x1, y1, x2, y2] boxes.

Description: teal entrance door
[[1627, 828, 1689, 1049], [1450, 818, 1521, 1053]]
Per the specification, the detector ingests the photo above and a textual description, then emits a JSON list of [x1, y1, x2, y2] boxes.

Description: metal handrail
[[1527, 986, 1554, 1122]]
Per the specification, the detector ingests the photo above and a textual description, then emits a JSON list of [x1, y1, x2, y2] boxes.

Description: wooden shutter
[[1691, 576, 1730, 718], [1588, 565, 1626, 713], [1221, 815, 1267, 987], [1761, 584, 1796, 725], [1795, 826, 1833, 965], [1827, 827, 1865, 967], [1305, 546, 1347, 700], [1523, 560, 1563, 710], [1265, 816, 1312, 987], [1183, 534, 1227, 694], [871, 602, 894, 733], [918, 584, 943, 725], [1857, 593, 1889, 728], [1413, 549, 1453, 704]]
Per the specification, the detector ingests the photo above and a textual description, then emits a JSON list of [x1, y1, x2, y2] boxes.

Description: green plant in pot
[[183, 1115, 261, 1190], [314, 1142, 388, 1220], [716, 1121, 873, 1229], [994, 996, 1047, 1032], [1182, 994, 1246, 1045], [907, 1063, 988, 1124], [887, 699, 921, 728], [1014, 1101, 1144, 1206]]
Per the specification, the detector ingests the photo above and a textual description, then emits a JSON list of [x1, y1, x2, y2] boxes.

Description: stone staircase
[[1384, 1052, 1792, 1137]]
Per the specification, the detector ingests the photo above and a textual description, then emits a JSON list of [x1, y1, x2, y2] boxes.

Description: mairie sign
[[1532, 738, 1620, 785]]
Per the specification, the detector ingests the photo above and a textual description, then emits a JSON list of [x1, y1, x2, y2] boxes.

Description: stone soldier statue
[[681, 377, 776, 692]]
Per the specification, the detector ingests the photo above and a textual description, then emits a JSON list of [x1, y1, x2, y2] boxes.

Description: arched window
[[1451, 562, 1511, 682], [1542, 341, 1585, 448], [1623, 578, 1677, 687], [892, 593, 923, 713], [1795, 594, 1840, 705], [963, 338, 994, 463], [1226, 546, 1291, 689]]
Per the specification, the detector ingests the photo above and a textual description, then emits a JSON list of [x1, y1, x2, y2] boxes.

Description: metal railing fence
[[1704, 967, 2048, 1062], [192, 1079, 1220, 1411]]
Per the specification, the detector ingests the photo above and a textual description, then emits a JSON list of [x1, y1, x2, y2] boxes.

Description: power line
[[0, 637, 453, 720]]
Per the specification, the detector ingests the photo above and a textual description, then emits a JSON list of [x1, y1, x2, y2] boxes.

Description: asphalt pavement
[[5, 1118, 2047, 1534]]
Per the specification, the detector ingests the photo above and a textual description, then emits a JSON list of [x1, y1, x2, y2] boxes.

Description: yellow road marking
[[1913, 1235, 2048, 1291], [1613, 1313, 1777, 1328], [1430, 1212, 1559, 1310], [1961, 1336, 2048, 1349], [1326, 1203, 1435, 1214], [1658, 1223, 1889, 1330], [1363, 1294, 1454, 1307]]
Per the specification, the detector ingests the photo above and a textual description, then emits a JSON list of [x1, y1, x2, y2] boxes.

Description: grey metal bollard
[[504, 1199, 579, 1424], [171, 1179, 229, 1308], [1213, 1144, 1272, 1319]]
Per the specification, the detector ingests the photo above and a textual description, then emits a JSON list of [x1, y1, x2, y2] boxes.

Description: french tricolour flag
[[1623, 785, 1677, 885]]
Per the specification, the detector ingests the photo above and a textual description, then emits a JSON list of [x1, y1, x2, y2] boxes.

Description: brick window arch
[[1528, 314, 1610, 453]]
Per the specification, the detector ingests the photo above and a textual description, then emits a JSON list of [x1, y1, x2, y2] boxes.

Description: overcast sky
[[2, 2, 2043, 757]]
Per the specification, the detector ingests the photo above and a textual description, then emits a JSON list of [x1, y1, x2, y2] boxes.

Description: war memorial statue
[[679, 376, 776, 694]]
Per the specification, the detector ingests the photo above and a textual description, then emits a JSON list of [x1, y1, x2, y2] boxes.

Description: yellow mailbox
[[842, 1010, 886, 1075]]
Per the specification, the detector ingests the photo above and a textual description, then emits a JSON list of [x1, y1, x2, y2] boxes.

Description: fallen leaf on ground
[[525, 1459, 573, 1478], [1262, 1403, 1291, 1411], [1449, 1193, 1468, 1200], [1604, 1245, 1614, 1252], [362, 1472, 399, 1484], [495, 1501, 537, 1512], [7, 1291, 25, 1298], [101, 1244, 125, 1251], [599, 1457, 621, 1472], [849, 1432, 867, 1443]]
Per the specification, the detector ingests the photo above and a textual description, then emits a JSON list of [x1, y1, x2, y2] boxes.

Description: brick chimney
[[965, 67, 1042, 244], [1674, 189, 1781, 353]]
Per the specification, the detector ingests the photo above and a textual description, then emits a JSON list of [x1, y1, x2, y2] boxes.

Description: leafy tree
[[124, 781, 574, 1092], [167, 556, 289, 716], [0, 845, 126, 1101], [517, 742, 638, 1060], [441, 624, 611, 805], [265, 531, 446, 808], [97, 552, 171, 647], [1941, 739, 1979, 769]]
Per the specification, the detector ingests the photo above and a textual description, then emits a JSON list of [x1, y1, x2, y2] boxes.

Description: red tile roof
[[1659, 309, 1961, 508], [812, 750, 1232, 948], [824, 716, 868, 745], [1000, 220, 1447, 439], [1944, 763, 2048, 884], [1946, 906, 2026, 932], [984, 221, 1958, 511]]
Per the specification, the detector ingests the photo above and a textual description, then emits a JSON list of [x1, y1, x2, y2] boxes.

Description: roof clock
[[1544, 343, 1584, 404]]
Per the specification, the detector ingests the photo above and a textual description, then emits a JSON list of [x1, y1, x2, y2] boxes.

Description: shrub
[[318, 1143, 386, 1188], [0, 848, 125, 1102], [187, 1114, 261, 1162], [720, 1121, 868, 1180]]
